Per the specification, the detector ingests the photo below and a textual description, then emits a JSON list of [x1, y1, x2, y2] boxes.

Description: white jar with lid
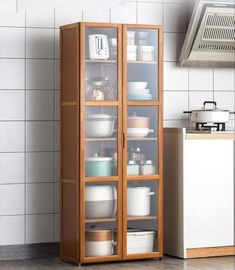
[[137, 46, 155, 61], [127, 160, 139, 176]]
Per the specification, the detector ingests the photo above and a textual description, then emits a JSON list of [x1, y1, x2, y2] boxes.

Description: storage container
[[138, 46, 155, 61], [127, 230, 155, 254], [127, 186, 155, 216], [139, 160, 156, 175], [86, 114, 115, 137], [85, 229, 113, 257], [85, 154, 112, 177], [127, 45, 137, 61], [85, 185, 117, 219], [127, 160, 139, 176]]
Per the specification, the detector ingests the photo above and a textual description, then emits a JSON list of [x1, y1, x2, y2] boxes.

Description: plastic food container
[[85, 229, 113, 257], [127, 187, 155, 216], [86, 114, 115, 138], [127, 160, 139, 176], [127, 45, 137, 61], [85, 185, 117, 218], [85, 154, 112, 177], [138, 46, 155, 61], [127, 230, 155, 254]]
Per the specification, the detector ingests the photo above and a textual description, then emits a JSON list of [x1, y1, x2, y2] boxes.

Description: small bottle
[[139, 160, 156, 175], [127, 160, 139, 176]]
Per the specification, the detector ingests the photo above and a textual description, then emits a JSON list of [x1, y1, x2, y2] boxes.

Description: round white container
[[85, 229, 113, 257], [127, 187, 154, 216], [127, 230, 155, 254], [85, 240, 113, 257], [85, 185, 117, 219], [86, 114, 115, 137]]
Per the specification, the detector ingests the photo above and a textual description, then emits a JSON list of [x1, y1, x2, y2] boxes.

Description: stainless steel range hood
[[179, 0, 235, 67]]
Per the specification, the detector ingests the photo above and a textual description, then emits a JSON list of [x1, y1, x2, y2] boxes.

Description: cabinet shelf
[[86, 59, 116, 64], [127, 60, 157, 65], [85, 137, 116, 141], [85, 215, 157, 223], [85, 137, 157, 141], [127, 175, 160, 181], [127, 137, 157, 141]]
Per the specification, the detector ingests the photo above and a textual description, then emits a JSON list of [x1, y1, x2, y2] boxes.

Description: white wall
[[0, 0, 234, 246]]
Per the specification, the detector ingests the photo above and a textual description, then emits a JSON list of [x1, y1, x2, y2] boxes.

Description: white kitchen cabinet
[[164, 128, 234, 258]]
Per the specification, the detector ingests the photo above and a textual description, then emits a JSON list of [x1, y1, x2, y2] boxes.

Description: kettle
[[89, 34, 109, 60]]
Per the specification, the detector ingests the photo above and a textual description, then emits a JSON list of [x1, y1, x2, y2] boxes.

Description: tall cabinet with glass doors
[[60, 22, 163, 265]]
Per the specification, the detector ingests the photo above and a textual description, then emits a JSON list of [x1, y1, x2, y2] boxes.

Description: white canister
[[127, 230, 155, 254], [85, 185, 117, 219], [127, 187, 155, 216], [85, 229, 113, 257]]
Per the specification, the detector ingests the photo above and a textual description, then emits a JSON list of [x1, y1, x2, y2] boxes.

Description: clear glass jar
[[130, 147, 145, 164], [139, 160, 156, 175]]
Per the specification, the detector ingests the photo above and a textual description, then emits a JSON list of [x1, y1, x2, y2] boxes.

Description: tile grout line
[[187, 66, 190, 127], [52, 7, 56, 243], [136, 0, 138, 24], [24, 10, 27, 245]]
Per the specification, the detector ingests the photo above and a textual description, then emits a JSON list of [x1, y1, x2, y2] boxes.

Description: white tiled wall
[[0, 0, 234, 246]]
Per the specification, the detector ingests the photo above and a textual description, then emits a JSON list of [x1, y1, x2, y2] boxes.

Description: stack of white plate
[[128, 82, 152, 100]]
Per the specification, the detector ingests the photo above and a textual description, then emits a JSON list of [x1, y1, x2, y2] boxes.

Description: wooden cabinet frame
[[60, 22, 163, 265]]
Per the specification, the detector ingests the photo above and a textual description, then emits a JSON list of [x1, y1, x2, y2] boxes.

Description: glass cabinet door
[[123, 25, 162, 258], [126, 28, 159, 101], [84, 26, 119, 101], [80, 23, 122, 262]]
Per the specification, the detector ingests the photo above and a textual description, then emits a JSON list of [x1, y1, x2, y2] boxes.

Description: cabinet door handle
[[122, 133, 126, 149]]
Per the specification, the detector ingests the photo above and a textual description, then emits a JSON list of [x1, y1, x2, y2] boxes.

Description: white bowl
[[128, 82, 148, 90], [127, 128, 154, 138], [128, 89, 151, 94]]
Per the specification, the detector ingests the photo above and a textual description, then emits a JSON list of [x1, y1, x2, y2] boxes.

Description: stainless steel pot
[[184, 101, 235, 123]]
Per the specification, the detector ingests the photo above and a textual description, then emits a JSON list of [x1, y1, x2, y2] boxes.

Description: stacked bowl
[[128, 82, 152, 100]]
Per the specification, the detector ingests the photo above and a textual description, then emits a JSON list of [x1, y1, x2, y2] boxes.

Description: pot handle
[[148, 129, 154, 133], [148, 192, 155, 196], [183, 111, 192, 114], [229, 111, 235, 114], [203, 101, 217, 109], [111, 186, 117, 217]]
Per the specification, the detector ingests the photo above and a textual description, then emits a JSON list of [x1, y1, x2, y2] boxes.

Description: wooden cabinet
[[164, 128, 235, 258], [60, 22, 163, 264]]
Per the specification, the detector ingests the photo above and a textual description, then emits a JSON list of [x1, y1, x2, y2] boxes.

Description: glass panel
[[126, 106, 158, 175], [126, 180, 158, 254], [85, 106, 118, 177], [85, 182, 119, 257], [85, 27, 118, 101], [127, 28, 158, 101]]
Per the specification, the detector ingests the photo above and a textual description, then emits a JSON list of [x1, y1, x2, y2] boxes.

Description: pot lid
[[85, 153, 112, 161], [127, 229, 155, 235], [190, 101, 230, 112], [85, 185, 117, 201]]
